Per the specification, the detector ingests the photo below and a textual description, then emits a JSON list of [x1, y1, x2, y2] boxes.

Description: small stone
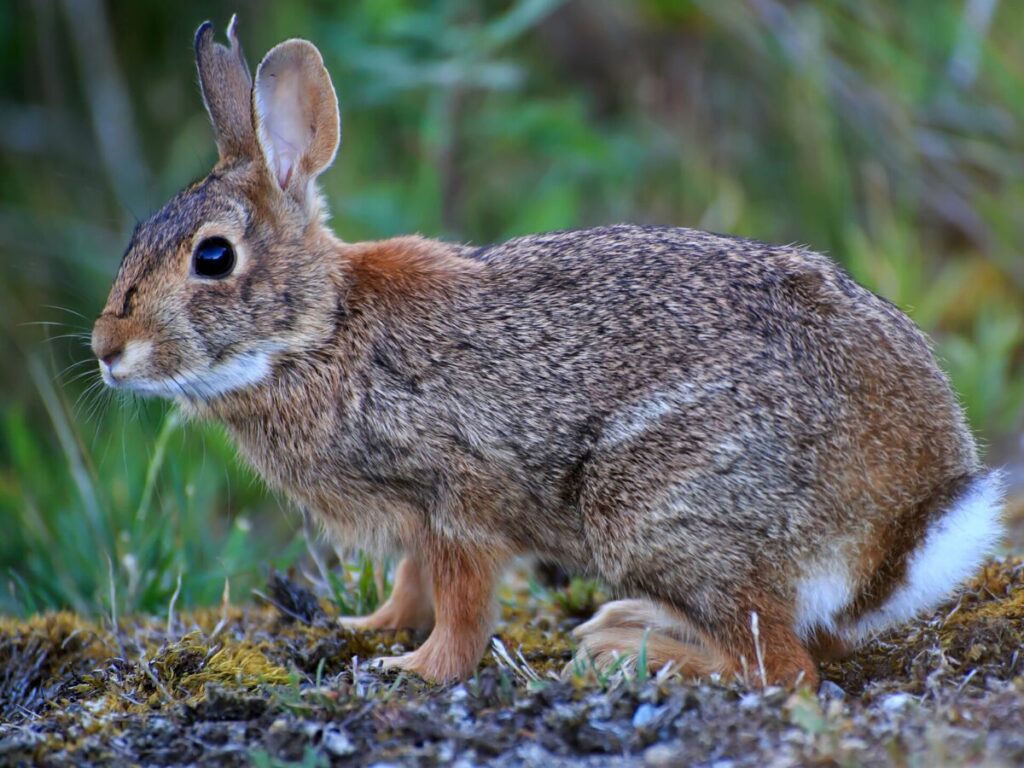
[[632, 703, 660, 729], [738, 692, 761, 711], [644, 743, 681, 767], [881, 693, 914, 713], [322, 727, 356, 757], [818, 680, 846, 700]]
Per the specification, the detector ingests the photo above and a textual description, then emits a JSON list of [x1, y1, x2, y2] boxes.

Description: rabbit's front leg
[[377, 541, 503, 682], [340, 556, 434, 633]]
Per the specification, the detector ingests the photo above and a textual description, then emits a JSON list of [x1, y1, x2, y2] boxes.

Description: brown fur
[[378, 540, 506, 681], [344, 237, 484, 301], [91, 20, 1004, 688]]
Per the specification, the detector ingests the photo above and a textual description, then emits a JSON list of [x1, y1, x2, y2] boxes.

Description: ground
[[2, 551, 1023, 766]]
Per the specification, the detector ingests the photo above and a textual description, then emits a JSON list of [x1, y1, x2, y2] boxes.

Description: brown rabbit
[[92, 18, 1005, 688]]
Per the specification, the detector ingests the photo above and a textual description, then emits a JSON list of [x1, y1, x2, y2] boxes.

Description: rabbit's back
[[448, 225, 975, 484]]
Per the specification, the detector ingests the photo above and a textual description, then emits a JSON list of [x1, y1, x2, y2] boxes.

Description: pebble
[[322, 727, 356, 757], [644, 743, 682, 766], [881, 692, 915, 712], [738, 692, 761, 711], [632, 702, 660, 728], [818, 680, 846, 700]]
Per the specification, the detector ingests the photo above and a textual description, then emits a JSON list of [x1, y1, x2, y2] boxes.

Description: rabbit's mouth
[[100, 343, 282, 403]]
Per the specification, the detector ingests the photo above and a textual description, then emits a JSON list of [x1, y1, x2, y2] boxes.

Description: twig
[[167, 570, 183, 637], [750, 611, 768, 690]]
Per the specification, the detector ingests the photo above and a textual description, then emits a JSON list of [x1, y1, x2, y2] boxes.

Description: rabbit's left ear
[[253, 38, 340, 197], [195, 15, 256, 163]]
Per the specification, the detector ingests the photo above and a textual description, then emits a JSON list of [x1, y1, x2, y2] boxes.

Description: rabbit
[[91, 17, 1006, 688]]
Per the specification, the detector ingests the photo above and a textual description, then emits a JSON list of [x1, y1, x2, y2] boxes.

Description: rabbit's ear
[[195, 16, 256, 163], [253, 39, 340, 196]]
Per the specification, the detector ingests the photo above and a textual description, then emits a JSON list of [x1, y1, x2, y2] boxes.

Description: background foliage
[[1, 0, 1022, 616]]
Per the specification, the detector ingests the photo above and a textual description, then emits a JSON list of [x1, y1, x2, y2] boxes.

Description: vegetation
[[0, 1, 1022, 762]]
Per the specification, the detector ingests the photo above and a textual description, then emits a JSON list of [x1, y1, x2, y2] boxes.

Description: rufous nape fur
[[92, 17, 1006, 688]]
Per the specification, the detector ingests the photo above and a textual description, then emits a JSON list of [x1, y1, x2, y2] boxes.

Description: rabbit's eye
[[193, 237, 236, 279]]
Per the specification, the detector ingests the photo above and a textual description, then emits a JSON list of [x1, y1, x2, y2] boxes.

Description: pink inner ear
[[254, 40, 339, 192], [256, 65, 312, 190], [270, 131, 297, 188]]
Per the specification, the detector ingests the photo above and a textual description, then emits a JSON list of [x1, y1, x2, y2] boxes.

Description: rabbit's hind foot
[[571, 598, 731, 680], [572, 597, 820, 689]]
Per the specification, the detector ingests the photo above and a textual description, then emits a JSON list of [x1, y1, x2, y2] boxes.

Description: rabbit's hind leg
[[572, 598, 732, 679], [572, 596, 819, 689], [709, 594, 820, 689]]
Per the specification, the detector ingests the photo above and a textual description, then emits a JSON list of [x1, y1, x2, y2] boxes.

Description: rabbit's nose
[[94, 339, 124, 368], [100, 348, 123, 367], [92, 315, 125, 368]]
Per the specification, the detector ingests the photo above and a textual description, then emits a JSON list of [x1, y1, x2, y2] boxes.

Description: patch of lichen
[[0, 590, 419, 733], [149, 631, 292, 700], [934, 557, 1024, 674], [0, 612, 113, 720], [497, 607, 574, 678], [822, 557, 1024, 696]]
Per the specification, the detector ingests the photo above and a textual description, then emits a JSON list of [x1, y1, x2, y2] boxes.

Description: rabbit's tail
[[846, 469, 1007, 643]]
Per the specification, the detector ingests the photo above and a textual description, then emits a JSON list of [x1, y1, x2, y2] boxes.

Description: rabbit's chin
[[102, 347, 279, 403]]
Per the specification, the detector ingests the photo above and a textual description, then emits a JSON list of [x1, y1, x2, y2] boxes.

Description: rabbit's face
[[92, 167, 336, 401], [92, 19, 341, 403]]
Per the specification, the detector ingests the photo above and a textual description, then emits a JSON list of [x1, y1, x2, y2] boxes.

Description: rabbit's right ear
[[253, 39, 340, 201], [195, 16, 257, 163]]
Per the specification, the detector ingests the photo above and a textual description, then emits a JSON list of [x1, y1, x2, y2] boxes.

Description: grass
[[0, 349, 304, 617]]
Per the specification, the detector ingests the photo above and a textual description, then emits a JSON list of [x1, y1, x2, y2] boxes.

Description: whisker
[[73, 379, 107, 422], [82, 385, 113, 427], [19, 321, 81, 329], [42, 304, 90, 321], [169, 372, 196, 402], [40, 333, 95, 346], [56, 358, 96, 377], [64, 367, 103, 386]]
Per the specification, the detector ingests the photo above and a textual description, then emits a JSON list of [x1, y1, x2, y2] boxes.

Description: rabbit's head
[[92, 18, 342, 402]]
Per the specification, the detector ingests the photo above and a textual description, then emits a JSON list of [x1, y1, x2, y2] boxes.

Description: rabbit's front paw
[[339, 607, 433, 634], [376, 638, 476, 683], [339, 612, 392, 631]]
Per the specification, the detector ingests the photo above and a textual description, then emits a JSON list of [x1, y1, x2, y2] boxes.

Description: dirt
[[1, 557, 1023, 767]]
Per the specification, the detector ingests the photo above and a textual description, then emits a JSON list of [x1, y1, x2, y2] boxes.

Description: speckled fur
[[92, 21, 1002, 687]]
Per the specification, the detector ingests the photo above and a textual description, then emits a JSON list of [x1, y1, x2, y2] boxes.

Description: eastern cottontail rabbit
[[92, 18, 1005, 687]]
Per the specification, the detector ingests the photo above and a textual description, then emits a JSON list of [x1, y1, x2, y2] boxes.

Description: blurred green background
[[1, 0, 1022, 617]]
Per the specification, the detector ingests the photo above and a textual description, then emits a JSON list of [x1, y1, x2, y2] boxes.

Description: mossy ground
[[2, 547, 1023, 766]]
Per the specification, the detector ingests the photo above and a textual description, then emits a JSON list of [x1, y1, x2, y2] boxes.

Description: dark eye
[[192, 237, 236, 279]]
